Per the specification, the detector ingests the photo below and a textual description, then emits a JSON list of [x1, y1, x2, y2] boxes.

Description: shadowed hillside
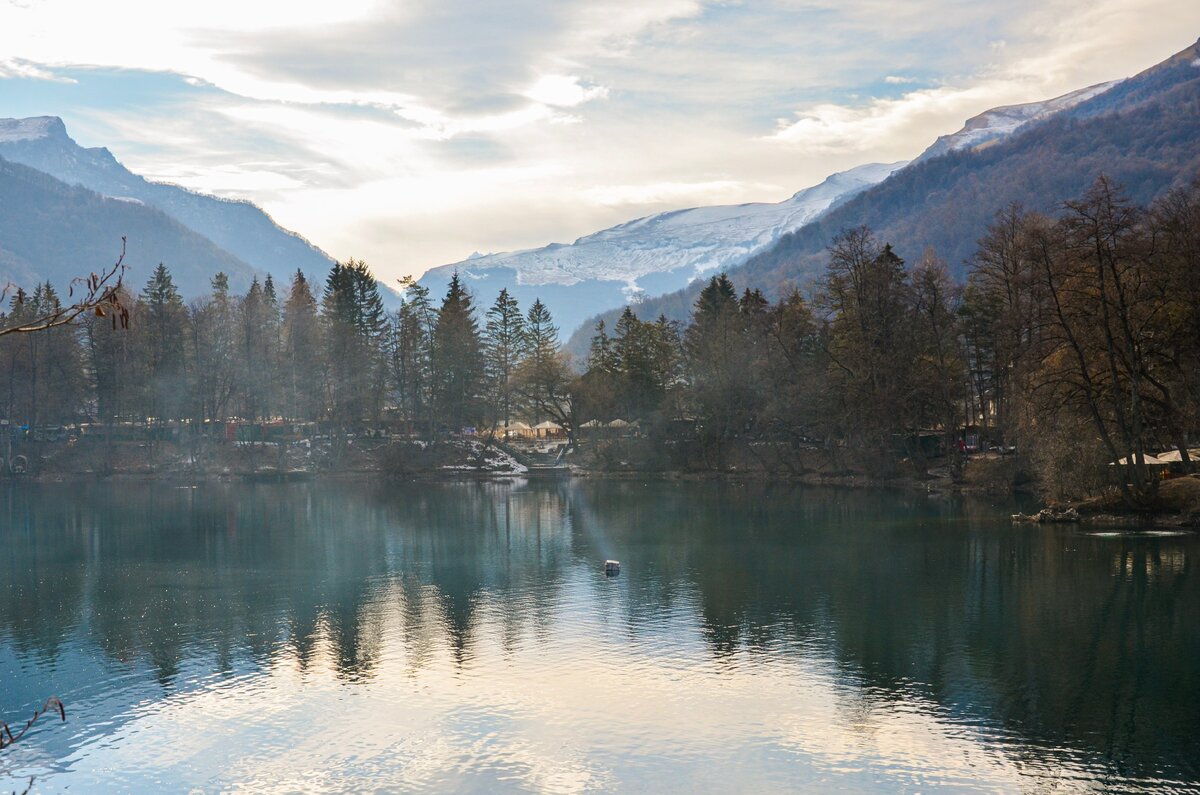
[[566, 38, 1200, 355], [0, 156, 255, 294]]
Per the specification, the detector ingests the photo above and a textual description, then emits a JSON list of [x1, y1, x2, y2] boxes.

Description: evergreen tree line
[[0, 176, 1196, 506], [0, 259, 574, 437]]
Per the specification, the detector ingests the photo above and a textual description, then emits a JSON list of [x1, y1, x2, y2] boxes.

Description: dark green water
[[0, 480, 1197, 793]]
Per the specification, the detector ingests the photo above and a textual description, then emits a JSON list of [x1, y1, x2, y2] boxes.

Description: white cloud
[[766, 83, 1027, 153], [0, 56, 73, 82], [2, 0, 1198, 280], [525, 75, 609, 108]]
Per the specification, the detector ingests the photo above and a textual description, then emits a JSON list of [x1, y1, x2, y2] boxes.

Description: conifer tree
[[683, 273, 753, 464], [431, 273, 484, 431], [188, 273, 238, 422], [515, 299, 571, 427], [138, 264, 189, 422], [394, 277, 437, 432], [323, 260, 388, 423], [281, 270, 322, 420], [483, 288, 525, 427]]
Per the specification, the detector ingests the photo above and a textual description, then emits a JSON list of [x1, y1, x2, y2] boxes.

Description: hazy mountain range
[[0, 38, 1197, 348], [423, 70, 1125, 339], [0, 117, 406, 304], [418, 161, 906, 336], [565, 37, 1200, 352]]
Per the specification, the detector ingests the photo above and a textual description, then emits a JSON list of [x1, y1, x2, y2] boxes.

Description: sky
[[1, 1, 1199, 282]]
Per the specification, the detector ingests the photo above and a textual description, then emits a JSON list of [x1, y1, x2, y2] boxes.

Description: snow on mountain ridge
[[432, 160, 907, 293], [0, 116, 68, 143], [913, 80, 1122, 164]]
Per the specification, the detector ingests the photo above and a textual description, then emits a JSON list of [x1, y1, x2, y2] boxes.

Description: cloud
[[2, 0, 1198, 280], [0, 57, 74, 82], [525, 75, 609, 108], [766, 83, 1022, 153]]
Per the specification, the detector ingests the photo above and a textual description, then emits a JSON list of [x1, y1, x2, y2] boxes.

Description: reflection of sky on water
[[1, 480, 1197, 792]]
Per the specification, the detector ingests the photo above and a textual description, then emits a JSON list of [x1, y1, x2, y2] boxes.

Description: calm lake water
[[1, 480, 1198, 793]]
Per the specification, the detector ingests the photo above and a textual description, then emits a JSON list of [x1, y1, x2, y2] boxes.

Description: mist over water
[[1, 480, 1197, 793]]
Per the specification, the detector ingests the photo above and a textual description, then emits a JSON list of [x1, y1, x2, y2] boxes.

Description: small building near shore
[[532, 420, 565, 439], [499, 420, 535, 440]]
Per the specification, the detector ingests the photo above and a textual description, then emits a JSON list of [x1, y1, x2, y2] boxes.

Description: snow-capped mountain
[[912, 80, 1122, 164], [0, 116, 63, 143], [566, 39, 1200, 353], [420, 161, 906, 335]]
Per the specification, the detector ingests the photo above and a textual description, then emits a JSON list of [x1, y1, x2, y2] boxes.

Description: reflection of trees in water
[[0, 480, 576, 684], [2, 481, 1198, 779], [566, 481, 1200, 779]]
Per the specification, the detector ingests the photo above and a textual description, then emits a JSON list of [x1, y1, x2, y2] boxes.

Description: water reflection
[[0, 480, 1197, 792]]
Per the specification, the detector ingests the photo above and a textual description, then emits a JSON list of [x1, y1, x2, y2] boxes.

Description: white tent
[[607, 419, 630, 428], [500, 420, 534, 439], [532, 420, 564, 438], [1152, 448, 1200, 463], [1112, 453, 1169, 466], [579, 419, 603, 428]]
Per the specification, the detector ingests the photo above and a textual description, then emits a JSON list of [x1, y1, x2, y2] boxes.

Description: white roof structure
[[607, 419, 630, 428], [1112, 453, 1170, 466], [533, 420, 562, 430], [1149, 448, 1200, 463]]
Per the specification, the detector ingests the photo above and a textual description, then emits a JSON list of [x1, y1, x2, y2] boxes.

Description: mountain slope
[[0, 117, 336, 286], [419, 161, 906, 336], [0, 155, 257, 296], [911, 80, 1121, 164], [568, 38, 1200, 353]]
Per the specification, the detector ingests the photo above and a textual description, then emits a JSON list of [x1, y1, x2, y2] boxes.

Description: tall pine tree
[[431, 273, 484, 432]]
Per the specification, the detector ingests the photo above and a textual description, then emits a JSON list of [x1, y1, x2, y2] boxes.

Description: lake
[[1, 480, 1198, 793]]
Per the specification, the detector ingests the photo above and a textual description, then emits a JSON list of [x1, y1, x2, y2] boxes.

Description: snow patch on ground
[[441, 440, 527, 474]]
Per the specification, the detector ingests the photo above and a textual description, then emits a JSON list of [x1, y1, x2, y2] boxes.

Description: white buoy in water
[[605, 560, 620, 576]]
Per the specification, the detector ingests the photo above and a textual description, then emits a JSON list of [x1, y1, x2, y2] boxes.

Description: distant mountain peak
[[0, 115, 69, 143], [420, 160, 907, 335]]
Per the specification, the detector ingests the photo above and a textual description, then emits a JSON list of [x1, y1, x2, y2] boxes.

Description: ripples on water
[[1, 480, 1198, 793]]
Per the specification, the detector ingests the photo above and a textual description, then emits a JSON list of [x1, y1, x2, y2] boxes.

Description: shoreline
[[13, 464, 1198, 530]]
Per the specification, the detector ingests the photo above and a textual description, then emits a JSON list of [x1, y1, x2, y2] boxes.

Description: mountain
[[419, 161, 907, 336], [911, 80, 1121, 164], [0, 116, 336, 289], [0, 155, 256, 296], [567, 38, 1200, 353]]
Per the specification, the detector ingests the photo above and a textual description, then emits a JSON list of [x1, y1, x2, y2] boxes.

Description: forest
[[1, 176, 1197, 508]]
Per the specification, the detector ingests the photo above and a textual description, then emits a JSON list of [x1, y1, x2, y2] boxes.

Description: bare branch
[[0, 239, 130, 338]]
